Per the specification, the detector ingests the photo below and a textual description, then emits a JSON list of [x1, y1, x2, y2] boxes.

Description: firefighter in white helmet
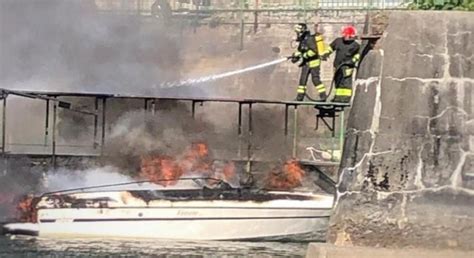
[[289, 23, 328, 102]]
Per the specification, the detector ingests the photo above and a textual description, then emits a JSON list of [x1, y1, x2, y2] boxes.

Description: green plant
[[406, 0, 473, 10]]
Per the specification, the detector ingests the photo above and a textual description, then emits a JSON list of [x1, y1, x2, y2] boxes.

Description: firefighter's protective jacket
[[327, 38, 361, 68], [293, 33, 326, 68]]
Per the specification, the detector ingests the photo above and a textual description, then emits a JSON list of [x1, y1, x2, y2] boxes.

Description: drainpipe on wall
[[239, 0, 245, 50], [254, 0, 259, 33], [303, 0, 307, 23]]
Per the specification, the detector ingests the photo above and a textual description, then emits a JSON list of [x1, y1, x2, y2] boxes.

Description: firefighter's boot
[[295, 93, 305, 101], [319, 92, 327, 102], [332, 95, 351, 103]]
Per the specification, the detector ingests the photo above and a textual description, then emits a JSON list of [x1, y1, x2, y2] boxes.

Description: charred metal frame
[[52, 97, 57, 168], [314, 105, 347, 138], [101, 97, 107, 155], [1, 92, 6, 155], [0, 88, 349, 165]]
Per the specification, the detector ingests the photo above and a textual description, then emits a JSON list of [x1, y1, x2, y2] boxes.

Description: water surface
[[0, 236, 307, 257]]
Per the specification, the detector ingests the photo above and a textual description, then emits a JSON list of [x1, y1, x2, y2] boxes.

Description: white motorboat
[[2, 178, 333, 240]]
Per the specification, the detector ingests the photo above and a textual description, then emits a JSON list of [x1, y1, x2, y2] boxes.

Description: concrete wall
[[306, 243, 474, 258], [329, 11, 474, 250]]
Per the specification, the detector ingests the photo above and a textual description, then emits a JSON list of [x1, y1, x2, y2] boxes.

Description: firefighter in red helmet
[[323, 25, 361, 103]]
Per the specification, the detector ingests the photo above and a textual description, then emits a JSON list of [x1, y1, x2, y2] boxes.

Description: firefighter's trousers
[[296, 60, 326, 100], [333, 65, 354, 103]]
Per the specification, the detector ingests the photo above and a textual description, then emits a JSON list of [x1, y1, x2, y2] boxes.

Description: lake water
[[0, 236, 308, 257]]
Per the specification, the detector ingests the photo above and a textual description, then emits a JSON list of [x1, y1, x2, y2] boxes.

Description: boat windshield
[[42, 177, 232, 196]]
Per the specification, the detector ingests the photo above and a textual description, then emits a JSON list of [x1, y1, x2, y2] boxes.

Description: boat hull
[[2, 223, 39, 236], [6, 206, 331, 240], [4, 186, 334, 241], [39, 216, 329, 241]]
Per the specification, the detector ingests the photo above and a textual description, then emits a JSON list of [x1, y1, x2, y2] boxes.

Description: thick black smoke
[[0, 0, 186, 220], [0, 0, 181, 94]]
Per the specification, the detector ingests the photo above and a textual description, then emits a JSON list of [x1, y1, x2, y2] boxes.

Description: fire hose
[[287, 56, 355, 102]]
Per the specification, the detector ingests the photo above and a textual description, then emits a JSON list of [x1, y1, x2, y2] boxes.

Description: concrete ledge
[[306, 243, 473, 258]]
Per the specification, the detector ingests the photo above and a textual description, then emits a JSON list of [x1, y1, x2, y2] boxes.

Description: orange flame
[[16, 195, 37, 223], [140, 155, 183, 186], [266, 159, 305, 190], [139, 142, 238, 187], [182, 142, 211, 174], [193, 142, 209, 157], [222, 162, 237, 183]]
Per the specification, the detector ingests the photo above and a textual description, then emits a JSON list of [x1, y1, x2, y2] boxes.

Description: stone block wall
[[329, 11, 474, 250]]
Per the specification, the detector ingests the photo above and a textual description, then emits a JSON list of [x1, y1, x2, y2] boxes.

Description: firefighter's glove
[[321, 53, 329, 61], [344, 61, 356, 68], [290, 56, 300, 64]]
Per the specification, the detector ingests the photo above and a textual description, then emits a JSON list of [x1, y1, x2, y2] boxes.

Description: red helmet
[[341, 25, 357, 39]]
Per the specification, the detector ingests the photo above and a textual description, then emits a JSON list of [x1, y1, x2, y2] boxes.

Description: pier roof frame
[[0, 88, 349, 167]]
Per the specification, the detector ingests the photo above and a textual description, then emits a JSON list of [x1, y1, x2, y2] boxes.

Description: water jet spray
[[158, 58, 288, 88]]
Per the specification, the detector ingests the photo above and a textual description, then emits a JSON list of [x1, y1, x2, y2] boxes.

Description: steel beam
[[151, 99, 156, 115], [52, 99, 57, 169], [292, 105, 299, 158], [284, 104, 289, 136], [239, 0, 244, 50], [44, 100, 49, 146], [247, 103, 253, 162], [93, 97, 98, 148], [0, 88, 352, 108], [2, 93, 7, 155], [101, 98, 107, 155], [238, 103, 243, 159], [339, 110, 345, 152], [238, 103, 243, 135], [143, 98, 149, 124], [248, 103, 253, 135]]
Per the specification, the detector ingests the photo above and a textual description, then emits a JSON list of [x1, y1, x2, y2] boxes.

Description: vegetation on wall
[[408, 0, 474, 10]]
